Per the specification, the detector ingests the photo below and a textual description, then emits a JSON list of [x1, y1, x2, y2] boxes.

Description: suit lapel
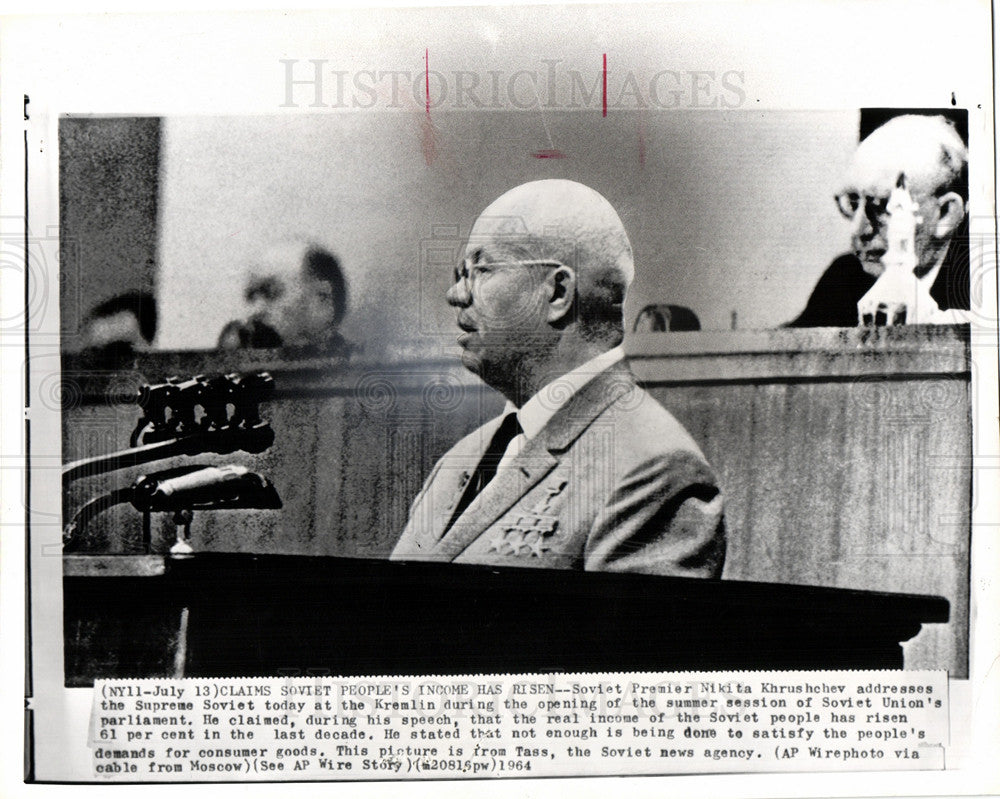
[[431, 435, 558, 560], [422, 461, 475, 548], [431, 361, 637, 560], [405, 418, 499, 550]]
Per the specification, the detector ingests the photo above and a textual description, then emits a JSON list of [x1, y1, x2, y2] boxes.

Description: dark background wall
[[59, 117, 161, 347]]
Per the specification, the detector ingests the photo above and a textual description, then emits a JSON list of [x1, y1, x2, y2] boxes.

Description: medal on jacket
[[487, 479, 567, 557]]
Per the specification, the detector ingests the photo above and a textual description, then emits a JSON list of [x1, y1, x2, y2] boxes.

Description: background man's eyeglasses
[[245, 277, 284, 303], [834, 193, 891, 222]]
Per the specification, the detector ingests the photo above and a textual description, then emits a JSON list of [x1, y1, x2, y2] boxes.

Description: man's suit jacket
[[391, 362, 726, 578]]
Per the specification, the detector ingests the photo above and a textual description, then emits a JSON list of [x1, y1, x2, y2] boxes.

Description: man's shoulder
[[590, 377, 707, 464], [786, 253, 873, 328], [931, 231, 971, 311], [821, 252, 868, 279]]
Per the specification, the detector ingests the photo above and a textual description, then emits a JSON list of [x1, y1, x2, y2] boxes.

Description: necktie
[[445, 412, 522, 532]]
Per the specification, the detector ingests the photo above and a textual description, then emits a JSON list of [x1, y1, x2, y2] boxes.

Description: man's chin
[[458, 348, 483, 376], [857, 257, 886, 278]]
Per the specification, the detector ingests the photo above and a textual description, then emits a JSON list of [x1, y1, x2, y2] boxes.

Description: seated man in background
[[633, 303, 701, 332], [80, 290, 157, 358], [218, 239, 350, 356], [392, 179, 725, 577], [787, 114, 969, 327]]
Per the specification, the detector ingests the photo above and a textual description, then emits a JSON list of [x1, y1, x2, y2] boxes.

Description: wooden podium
[[64, 553, 948, 686], [60, 326, 973, 676]]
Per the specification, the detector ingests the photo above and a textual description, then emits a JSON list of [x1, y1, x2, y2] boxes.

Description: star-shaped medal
[[527, 534, 549, 558], [505, 530, 527, 556]]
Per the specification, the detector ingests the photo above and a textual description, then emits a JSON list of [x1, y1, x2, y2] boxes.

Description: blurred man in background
[[633, 304, 701, 332], [218, 240, 350, 356], [788, 114, 969, 327], [80, 290, 157, 357]]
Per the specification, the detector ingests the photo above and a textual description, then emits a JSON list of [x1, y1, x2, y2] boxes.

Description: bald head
[[467, 180, 634, 340], [449, 180, 635, 401], [844, 115, 967, 201]]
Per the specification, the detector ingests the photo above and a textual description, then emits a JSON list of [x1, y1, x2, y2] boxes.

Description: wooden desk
[[64, 553, 949, 685]]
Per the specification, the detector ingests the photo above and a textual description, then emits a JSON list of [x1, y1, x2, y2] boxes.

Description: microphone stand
[[62, 488, 134, 552], [63, 370, 279, 554], [61, 423, 274, 485], [63, 463, 282, 553]]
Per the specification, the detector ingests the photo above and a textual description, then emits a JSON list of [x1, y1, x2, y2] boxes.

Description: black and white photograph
[[58, 106, 972, 681], [1, 1, 997, 793]]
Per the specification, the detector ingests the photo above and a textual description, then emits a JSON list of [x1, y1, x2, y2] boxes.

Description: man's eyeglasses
[[834, 192, 891, 222], [454, 258, 563, 291], [245, 276, 284, 303]]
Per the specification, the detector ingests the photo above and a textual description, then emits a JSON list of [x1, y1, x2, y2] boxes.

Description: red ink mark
[[421, 115, 437, 165], [602, 53, 607, 117], [425, 49, 430, 116], [532, 149, 567, 159]]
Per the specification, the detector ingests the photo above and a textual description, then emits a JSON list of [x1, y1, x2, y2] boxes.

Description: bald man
[[788, 114, 969, 327], [392, 179, 725, 577]]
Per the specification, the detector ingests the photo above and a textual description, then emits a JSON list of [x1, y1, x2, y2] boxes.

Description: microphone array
[[63, 370, 282, 551], [132, 372, 275, 446]]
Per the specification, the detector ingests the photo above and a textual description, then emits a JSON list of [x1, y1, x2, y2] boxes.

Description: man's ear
[[933, 191, 966, 239], [544, 265, 576, 324]]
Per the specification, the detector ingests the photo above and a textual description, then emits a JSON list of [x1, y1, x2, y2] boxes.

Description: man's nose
[[248, 296, 271, 319], [850, 205, 876, 239], [446, 279, 471, 307]]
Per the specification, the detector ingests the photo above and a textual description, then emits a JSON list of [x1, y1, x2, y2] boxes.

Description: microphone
[[130, 465, 282, 512]]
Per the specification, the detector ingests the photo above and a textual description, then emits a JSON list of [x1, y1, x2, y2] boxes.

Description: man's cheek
[[503, 295, 546, 327], [474, 300, 520, 327]]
